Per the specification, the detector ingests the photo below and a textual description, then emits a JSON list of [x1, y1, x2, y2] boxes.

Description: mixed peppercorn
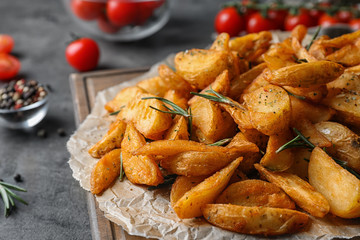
[[0, 79, 47, 110]]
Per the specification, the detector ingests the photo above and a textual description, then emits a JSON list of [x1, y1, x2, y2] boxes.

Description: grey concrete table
[[0, 0, 222, 239]]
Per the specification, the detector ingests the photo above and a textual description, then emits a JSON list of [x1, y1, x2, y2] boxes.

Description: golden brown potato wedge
[[229, 63, 267, 99], [216, 179, 295, 209], [291, 36, 318, 62], [136, 76, 168, 97], [284, 85, 328, 103], [318, 29, 360, 48], [255, 164, 330, 218], [210, 32, 230, 51], [308, 35, 331, 60], [134, 139, 258, 157], [219, 102, 254, 130], [121, 123, 163, 186], [163, 90, 188, 111], [239, 128, 268, 151], [260, 129, 294, 172], [174, 49, 231, 89], [262, 53, 296, 71], [164, 116, 189, 141], [315, 121, 360, 173], [161, 151, 234, 177], [173, 157, 241, 218], [88, 120, 127, 159], [309, 147, 360, 218], [327, 71, 360, 93], [202, 204, 309, 236], [170, 175, 207, 208], [243, 84, 291, 136], [90, 149, 122, 195], [286, 148, 311, 181], [118, 93, 172, 140], [241, 68, 271, 96], [265, 61, 344, 88], [326, 41, 360, 67], [290, 24, 307, 42], [105, 86, 145, 113]]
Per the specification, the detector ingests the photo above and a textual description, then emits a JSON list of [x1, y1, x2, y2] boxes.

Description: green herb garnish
[[0, 180, 28, 217], [119, 152, 124, 182], [208, 138, 232, 146], [147, 174, 177, 190], [306, 26, 321, 51]]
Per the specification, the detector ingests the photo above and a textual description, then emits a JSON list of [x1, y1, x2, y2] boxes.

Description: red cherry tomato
[[309, 9, 324, 23], [247, 12, 278, 33], [97, 14, 120, 34], [136, 2, 157, 25], [268, 9, 288, 30], [349, 18, 360, 31], [318, 14, 340, 27], [70, 0, 105, 21], [215, 7, 245, 37], [65, 38, 99, 72], [141, 0, 165, 10], [107, 0, 139, 26], [336, 10, 352, 23], [285, 9, 314, 31], [0, 53, 20, 81], [0, 35, 14, 54]]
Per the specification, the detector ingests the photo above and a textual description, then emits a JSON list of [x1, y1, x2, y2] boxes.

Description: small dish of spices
[[0, 79, 49, 129]]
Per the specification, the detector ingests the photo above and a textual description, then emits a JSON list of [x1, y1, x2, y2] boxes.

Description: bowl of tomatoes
[[63, 0, 170, 41]]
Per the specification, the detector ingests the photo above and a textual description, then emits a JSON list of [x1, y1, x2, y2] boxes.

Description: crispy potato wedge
[[315, 121, 360, 173], [134, 139, 258, 156], [121, 123, 163, 186], [262, 53, 296, 71], [239, 128, 268, 151], [308, 35, 331, 60], [318, 30, 360, 48], [260, 129, 294, 172], [309, 147, 360, 218], [265, 61, 344, 88], [90, 149, 122, 195], [229, 63, 267, 99], [286, 148, 311, 181], [174, 49, 231, 89], [284, 85, 328, 103], [241, 68, 271, 96], [216, 179, 295, 209], [161, 151, 235, 177], [88, 120, 127, 159], [255, 164, 330, 217], [291, 36, 318, 62], [173, 157, 241, 218], [164, 116, 189, 141], [322, 90, 360, 128], [118, 93, 172, 140], [163, 89, 188, 111], [290, 96, 335, 124], [292, 118, 332, 148], [105, 86, 145, 113], [327, 71, 360, 93], [170, 175, 207, 208], [202, 204, 309, 236], [210, 32, 230, 51], [136, 76, 168, 97], [290, 24, 307, 42], [219, 103, 254, 130], [326, 41, 360, 67], [243, 84, 291, 135]]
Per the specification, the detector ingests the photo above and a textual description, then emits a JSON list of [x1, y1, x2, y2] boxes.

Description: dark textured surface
[[0, 0, 222, 239]]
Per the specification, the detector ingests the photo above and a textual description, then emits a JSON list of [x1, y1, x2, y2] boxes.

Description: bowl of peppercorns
[[0, 79, 49, 129]]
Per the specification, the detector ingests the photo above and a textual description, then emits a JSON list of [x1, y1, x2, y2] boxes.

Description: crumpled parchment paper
[[67, 32, 360, 240]]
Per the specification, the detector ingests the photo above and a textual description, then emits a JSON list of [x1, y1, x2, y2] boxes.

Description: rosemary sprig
[[0, 180, 27, 217], [119, 152, 124, 182], [276, 128, 360, 180], [109, 105, 125, 116], [306, 26, 321, 51], [285, 89, 306, 100], [190, 87, 245, 110], [208, 138, 232, 146], [147, 174, 177, 190], [141, 97, 193, 137]]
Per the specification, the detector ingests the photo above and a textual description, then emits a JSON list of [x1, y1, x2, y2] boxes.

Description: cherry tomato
[[141, 0, 165, 10], [318, 14, 340, 27], [65, 38, 99, 72], [136, 2, 156, 25], [309, 9, 324, 23], [0, 35, 14, 54], [268, 9, 288, 30], [107, 0, 139, 26], [215, 7, 245, 37], [97, 14, 120, 34], [247, 12, 278, 33], [336, 10, 352, 23], [0, 53, 20, 81], [285, 9, 314, 31], [70, 0, 105, 21], [349, 18, 360, 31]]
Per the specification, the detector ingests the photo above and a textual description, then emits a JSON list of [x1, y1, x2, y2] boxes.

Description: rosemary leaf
[[306, 26, 321, 51], [0, 185, 9, 216], [109, 105, 125, 116], [209, 138, 232, 146], [0, 182, 27, 192], [147, 175, 177, 190], [285, 89, 306, 100], [119, 152, 124, 182], [4, 188, 28, 205], [0, 180, 28, 217], [293, 128, 315, 149]]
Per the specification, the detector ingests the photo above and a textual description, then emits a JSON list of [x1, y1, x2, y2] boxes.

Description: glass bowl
[[0, 95, 49, 129], [62, 0, 170, 41]]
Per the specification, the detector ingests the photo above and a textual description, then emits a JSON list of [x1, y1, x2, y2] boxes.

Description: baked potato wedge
[[309, 147, 360, 218], [105, 86, 145, 113], [202, 204, 309, 236], [173, 157, 241, 218], [164, 116, 189, 141]]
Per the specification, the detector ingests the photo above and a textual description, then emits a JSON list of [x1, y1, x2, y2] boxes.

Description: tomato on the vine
[[309, 9, 324, 23], [0, 35, 14, 54], [268, 9, 288, 30], [336, 10, 352, 23], [285, 9, 314, 31], [247, 12, 278, 33], [215, 7, 245, 37], [70, 0, 105, 21], [65, 38, 99, 72], [350, 18, 360, 31], [318, 14, 340, 27], [0, 53, 20, 81]]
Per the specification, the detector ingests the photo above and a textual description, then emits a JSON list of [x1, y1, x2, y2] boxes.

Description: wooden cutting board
[[69, 68, 156, 240]]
